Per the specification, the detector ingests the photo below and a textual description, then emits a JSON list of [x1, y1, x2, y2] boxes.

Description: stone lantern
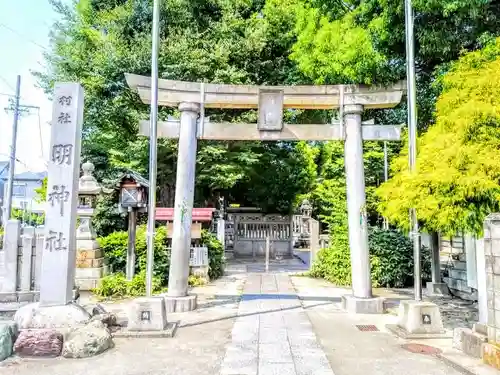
[[75, 161, 105, 291], [299, 199, 312, 249]]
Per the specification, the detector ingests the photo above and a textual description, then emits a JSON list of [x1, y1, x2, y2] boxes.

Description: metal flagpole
[[404, 0, 422, 301], [145, 0, 161, 297]]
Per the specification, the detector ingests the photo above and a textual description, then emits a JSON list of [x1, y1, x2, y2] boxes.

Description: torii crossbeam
[[126, 73, 406, 314]]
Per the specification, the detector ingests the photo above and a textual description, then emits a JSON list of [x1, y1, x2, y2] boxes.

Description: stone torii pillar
[[126, 74, 405, 313], [164, 102, 199, 312]]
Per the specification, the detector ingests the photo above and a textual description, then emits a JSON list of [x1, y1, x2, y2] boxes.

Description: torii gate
[[126, 74, 405, 314]]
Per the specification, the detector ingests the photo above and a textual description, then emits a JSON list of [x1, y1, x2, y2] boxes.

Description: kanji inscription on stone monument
[[39, 83, 84, 307]]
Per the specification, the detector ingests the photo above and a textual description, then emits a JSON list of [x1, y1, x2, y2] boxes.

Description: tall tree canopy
[[377, 37, 500, 236]]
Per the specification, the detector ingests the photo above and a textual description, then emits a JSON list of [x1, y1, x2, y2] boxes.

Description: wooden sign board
[[166, 222, 202, 239]]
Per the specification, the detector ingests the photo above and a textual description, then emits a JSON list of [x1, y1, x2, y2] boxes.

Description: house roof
[[1, 171, 47, 181]]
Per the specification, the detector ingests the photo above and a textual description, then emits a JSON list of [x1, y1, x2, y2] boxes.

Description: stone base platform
[[426, 282, 451, 297], [13, 302, 91, 330], [112, 322, 178, 338], [341, 294, 384, 314], [165, 295, 197, 313], [387, 300, 451, 339]]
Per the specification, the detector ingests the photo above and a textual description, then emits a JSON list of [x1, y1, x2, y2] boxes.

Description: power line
[[0, 22, 47, 51], [0, 75, 15, 93]]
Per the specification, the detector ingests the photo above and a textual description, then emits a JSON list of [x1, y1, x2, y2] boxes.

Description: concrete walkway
[[219, 272, 334, 375]]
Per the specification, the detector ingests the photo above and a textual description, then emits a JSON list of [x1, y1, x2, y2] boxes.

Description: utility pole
[[2, 75, 21, 226], [383, 141, 389, 230], [404, 0, 422, 301], [145, 0, 161, 297]]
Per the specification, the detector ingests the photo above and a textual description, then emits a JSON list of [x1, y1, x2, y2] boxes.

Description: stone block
[[14, 302, 91, 329], [453, 327, 487, 358], [75, 239, 100, 251], [341, 295, 384, 314], [77, 249, 103, 260], [492, 239, 500, 256], [474, 323, 488, 336], [14, 329, 63, 357], [483, 342, 500, 369], [450, 269, 467, 281], [451, 261, 467, 270], [62, 320, 114, 358], [17, 292, 35, 303], [76, 257, 104, 268], [0, 293, 17, 303], [74, 267, 104, 279], [0, 323, 15, 361], [127, 297, 167, 331], [426, 282, 450, 296], [164, 295, 197, 313], [75, 278, 99, 291], [397, 300, 444, 334]]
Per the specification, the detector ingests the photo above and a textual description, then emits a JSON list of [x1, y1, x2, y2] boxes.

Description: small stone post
[[74, 162, 105, 291], [166, 102, 199, 312], [341, 104, 383, 314], [426, 232, 450, 296], [0, 220, 20, 299], [482, 214, 500, 366]]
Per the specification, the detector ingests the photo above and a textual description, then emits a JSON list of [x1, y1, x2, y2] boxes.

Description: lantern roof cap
[[116, 170, 150, 188]]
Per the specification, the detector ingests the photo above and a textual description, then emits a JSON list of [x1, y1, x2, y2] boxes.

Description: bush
[[98, 226, 225, 286], [202, 230, 225, 280], [93, 271, 164, 299], [98, 225, 170, 284], [369, 227, 431, 288], [311, 227, 431, 288]]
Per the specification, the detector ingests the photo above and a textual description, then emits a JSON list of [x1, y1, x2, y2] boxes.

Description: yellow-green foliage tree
[[377, 38, 500, 236]]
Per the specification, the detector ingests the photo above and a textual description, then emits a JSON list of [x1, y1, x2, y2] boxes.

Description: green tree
[[37, 0, 316, 225], [377, 37, 500, 236]]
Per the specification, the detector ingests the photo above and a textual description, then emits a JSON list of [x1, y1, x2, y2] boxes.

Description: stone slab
[[386, 324, 453, 339], [164, 294, 197, 313], [426, 282, 451, 297], [77, 249, 103, 259], [126, 297, 167, 331], [112, 321, 178, 338], [76, 257, 104, 268], [74, 267, 104, 279], [341, 294, 384, 314], [75, 278, 99, 291], [397, 300, 445, 334]]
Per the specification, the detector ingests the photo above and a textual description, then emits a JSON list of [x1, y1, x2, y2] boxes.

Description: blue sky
[[0, 0, 64, 173]]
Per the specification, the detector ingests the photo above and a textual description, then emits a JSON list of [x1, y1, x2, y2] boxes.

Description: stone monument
[[75, 161, 106, 291], [14, 83, 91, 329]]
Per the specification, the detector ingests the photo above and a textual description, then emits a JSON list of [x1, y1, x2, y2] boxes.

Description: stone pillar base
[[341, 294, 384, 314], [127, 297, 167, 331], [164, 295, 197, 313], [426, 282, 450, 297], [398, 300, 445, 334]]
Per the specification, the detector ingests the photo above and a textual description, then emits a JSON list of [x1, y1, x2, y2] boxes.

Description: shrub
[[98, 225, 170, 284], [98, 226, 225, 286], [369, 227, 432, 288], [202, 230, 225, 280], [311, 227, 431, 288], [92, 270, 164, 299]]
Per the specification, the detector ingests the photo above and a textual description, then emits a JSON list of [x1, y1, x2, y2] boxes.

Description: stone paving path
[[219, 272, 334, 375]]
